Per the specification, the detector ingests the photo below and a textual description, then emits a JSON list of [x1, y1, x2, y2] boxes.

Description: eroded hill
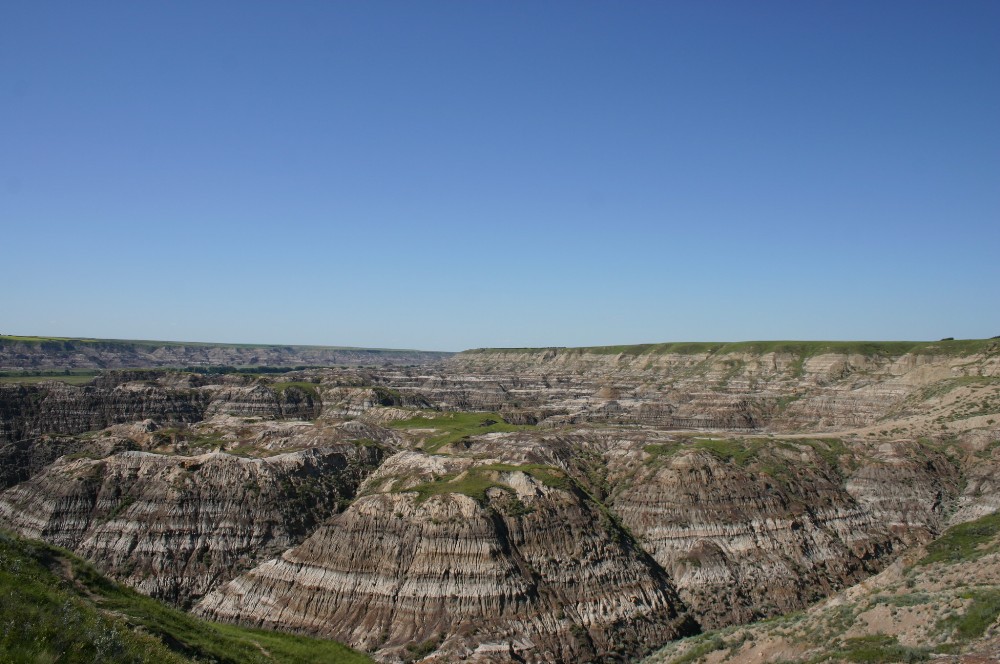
[[0, 339, 998, 662]]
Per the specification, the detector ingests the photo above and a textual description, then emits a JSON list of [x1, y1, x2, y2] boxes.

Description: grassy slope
[[0, 530, 371, 664], [387, 411, 531, 452], [462, 338, 999, 358], [0, 374, 99, 385]]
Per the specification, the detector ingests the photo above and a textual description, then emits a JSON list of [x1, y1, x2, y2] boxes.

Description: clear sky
[[2, 1, 998, 351]]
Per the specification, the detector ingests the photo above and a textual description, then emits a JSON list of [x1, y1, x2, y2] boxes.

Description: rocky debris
[[320, 386, 435, 419], [0, 444, 385, 607]]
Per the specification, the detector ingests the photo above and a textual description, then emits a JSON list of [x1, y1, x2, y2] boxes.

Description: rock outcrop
[[434, 341, 1000, 431], [603, 437, 959, 628], [0, 339, 998, 663], [196, 450, 698, 663], [0, 444, 385, 607]]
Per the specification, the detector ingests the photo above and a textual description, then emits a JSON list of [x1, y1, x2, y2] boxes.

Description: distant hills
[[0, 335, 452, 370]]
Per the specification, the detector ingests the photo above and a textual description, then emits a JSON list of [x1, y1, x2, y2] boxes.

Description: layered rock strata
[[0, 376, 324, 445], [196, 450, 698, 663], [604, 438, 959, 628], [431, 343, 1000, 431], [0, 444, 385, 607]]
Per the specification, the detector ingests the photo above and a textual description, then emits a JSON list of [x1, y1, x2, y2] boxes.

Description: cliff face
[[0, 381, 208, 445], [196, 449, 697, 663], [0, 336, 452, 370], [0, 444, 385, 607], [439, 342, 1000, 432], [0, 377, 326, 447], [600, 437, 958, 628], [642, 508, 1000, 664]]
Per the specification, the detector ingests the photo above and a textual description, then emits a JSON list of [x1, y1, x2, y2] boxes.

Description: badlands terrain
[[1, 336, 1000, 663]]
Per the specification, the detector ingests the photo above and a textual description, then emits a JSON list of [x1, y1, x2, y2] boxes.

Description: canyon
[[1, 338, 999, 662]]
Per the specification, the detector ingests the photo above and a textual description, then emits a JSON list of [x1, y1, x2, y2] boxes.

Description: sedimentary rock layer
[[0, 444, 384, 607], [196, 451, 698, 663], [429, 341, 1000, 430]]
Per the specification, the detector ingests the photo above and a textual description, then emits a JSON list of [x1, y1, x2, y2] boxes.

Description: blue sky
[[2, 1, 998, 351]]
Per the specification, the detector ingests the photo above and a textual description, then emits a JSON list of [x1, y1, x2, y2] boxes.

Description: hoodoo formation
[[1, 336, 999, 662]]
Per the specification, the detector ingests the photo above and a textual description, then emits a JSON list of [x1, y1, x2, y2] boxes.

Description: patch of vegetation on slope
[[643, 436, 851, 474], [917, 511, 1000, 566], [397, 463, 574, 505], [387, 411, 531, 452], [0, 530, 371, 663], [0, 369, 101, 385]]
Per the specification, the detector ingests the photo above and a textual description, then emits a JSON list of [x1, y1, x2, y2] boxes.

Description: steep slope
[[642, 509, 1000, 663], [0, 443, 385, 607], [441, 340, 1000, 432], [0, 529, 371, 663], [416, 428, 963, 630], [0, 374, 327, 447], [196, 449, 698, 663], [605, 436, 959, 628]]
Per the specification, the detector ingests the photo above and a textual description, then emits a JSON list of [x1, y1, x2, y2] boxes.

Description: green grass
[[387, 411, 531, 452], [935, 590, 1000, 643], [834, 634, 929, 663], [0, 374, 98, 385], [645, 436, 849, 469], [0, 529, 371, 663], [689, 437, 766, 465], [665, 635, 726, 664], [406, 471, 511, 504], [917, 511, 1000, 566], [0, 369, 102, 385], [401, 463, 575, 504], [916, 376, 1000, 401], [643, 437, 780, 465], [643, 442, 683, 459]]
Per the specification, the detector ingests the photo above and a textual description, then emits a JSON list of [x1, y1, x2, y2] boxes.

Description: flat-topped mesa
[[439, 339, 1000, 431], [0, 444, 386, 608], [0, 335, 453, 370], [196, 450, 698, 663]]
